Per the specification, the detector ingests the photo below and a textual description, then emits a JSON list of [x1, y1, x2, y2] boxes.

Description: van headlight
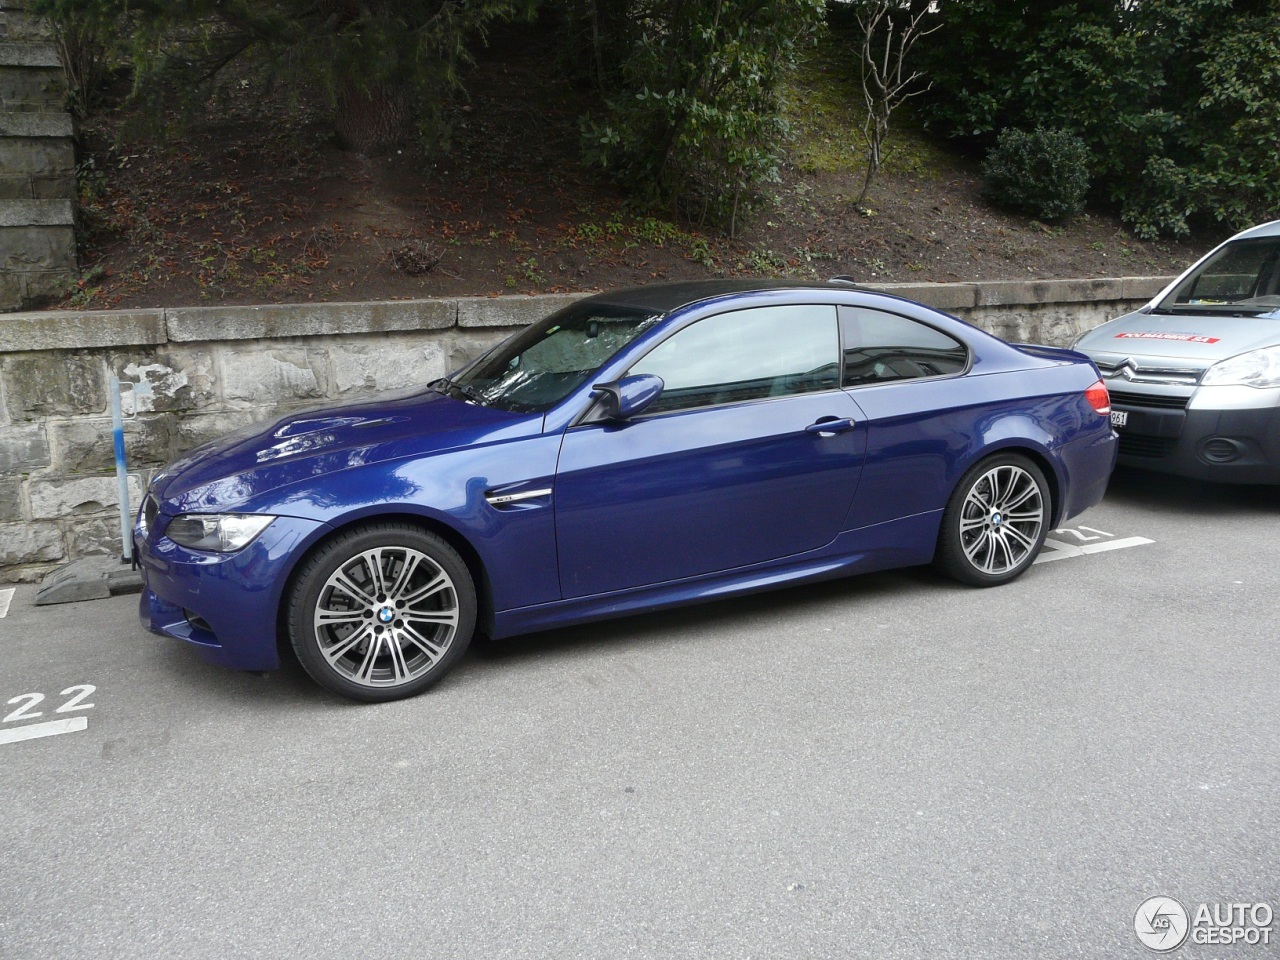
[[166, 514, 275, 552], [1200, 346, 1280, 388]]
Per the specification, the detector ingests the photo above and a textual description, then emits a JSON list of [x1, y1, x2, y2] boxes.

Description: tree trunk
[[334, 81, 414, 156]]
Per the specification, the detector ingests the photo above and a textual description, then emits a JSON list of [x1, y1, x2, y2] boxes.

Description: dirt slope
[[60, 24, 1213, 312]]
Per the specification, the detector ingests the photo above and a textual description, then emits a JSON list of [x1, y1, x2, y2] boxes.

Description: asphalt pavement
[[1, 466, 1277, 960]]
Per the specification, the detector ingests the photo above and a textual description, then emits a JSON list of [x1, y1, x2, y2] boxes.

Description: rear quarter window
[[838, 306, 968, 386]]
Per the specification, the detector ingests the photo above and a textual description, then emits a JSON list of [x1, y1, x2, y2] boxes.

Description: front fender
[[238, 433, 565, 613]]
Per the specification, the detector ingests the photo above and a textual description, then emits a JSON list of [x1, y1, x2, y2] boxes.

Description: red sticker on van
[[1114, 332, 1220, 344]]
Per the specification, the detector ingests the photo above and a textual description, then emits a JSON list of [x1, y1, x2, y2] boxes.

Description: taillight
[[1085, 379, 1110, 416]]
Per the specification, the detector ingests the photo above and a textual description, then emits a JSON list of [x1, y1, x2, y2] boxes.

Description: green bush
[[920, 0, 1280, 238], [981, 127, 1091, 222]]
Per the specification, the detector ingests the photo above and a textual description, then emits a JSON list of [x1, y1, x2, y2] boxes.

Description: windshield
[[1157, 237, 1280, 315], [450, 302, 664, 412]]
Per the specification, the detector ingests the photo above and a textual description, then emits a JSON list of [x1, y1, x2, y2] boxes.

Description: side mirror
[[591, 374, 664, 421]]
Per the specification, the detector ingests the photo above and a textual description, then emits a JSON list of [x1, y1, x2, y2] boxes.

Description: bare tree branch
[[855, 1, 939, 205]]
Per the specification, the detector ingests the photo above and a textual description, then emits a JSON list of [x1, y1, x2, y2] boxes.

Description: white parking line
[[1077, 536, 1155, 555], [0, 716, 88, 745], [1035, 535, 1154, 564], [0, 587, 13, 618]]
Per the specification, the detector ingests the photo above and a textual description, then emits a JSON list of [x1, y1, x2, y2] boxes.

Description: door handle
[[805, 417, 856, 437]]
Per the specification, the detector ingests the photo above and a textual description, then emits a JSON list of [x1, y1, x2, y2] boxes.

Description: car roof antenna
[[829, 275, 859, 286]]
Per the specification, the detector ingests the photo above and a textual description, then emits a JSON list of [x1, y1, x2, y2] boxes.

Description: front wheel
[[935, 454, 1050, 587], [286, 523, 476, 702]]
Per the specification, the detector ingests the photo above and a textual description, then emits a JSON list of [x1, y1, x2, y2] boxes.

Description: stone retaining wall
[[0, 1, 52, 40], [0, 278, 1170, 581], [0, 112, 75, 199], [1, 3, 79, 309]]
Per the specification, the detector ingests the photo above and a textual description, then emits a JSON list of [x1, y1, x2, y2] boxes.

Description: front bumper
[[1110, 384, 1280, 484], [136, 514, 331, 671]]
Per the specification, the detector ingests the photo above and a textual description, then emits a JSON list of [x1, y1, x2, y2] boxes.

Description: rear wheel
[[286, 523, 476, 702], [935, 454, 1049, 587]]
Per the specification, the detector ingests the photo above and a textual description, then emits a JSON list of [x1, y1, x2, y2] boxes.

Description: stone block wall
[[0, 198, 76, 306], [0, 40, 63, 111], [1, 112, 75, 199], [1, 3, 79, 310], [0, 279, 1169, 581], [0, 1, 52, 40]]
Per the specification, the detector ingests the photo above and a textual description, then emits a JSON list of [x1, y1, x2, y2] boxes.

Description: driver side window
[[629, 305, 840, 414]]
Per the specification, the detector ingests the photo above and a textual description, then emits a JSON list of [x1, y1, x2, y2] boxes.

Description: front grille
[[1118, 434, 1177, 459], [1108, 390, 1190, 410], [1096, 360, 1202, 385], [143, 494, 159, 533]]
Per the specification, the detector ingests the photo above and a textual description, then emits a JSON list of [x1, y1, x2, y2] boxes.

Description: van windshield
[[1155, 237, 1280, 315]]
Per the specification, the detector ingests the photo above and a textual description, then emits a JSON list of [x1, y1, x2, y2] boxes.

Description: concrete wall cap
[[0, 198, 74, 226], [975, 278, 1138, 307], [166, 298, 458, 342], [1120, 276, 1175, 301], [0, 309, 167, 352], [1, 277, 1183, 346], [457, 292, 592, 328], [862, 282, 979, 311]]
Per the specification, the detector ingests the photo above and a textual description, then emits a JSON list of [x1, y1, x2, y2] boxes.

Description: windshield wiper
[[429, 376, 488, 405]]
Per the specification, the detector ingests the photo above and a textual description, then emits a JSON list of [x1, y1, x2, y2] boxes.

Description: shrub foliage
[[920, 0, 1280, 238], [981, 127, 1090, 222], [574, 0, 825, 233]]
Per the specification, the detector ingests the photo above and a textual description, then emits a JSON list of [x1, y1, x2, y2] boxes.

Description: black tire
[[286, 522, 476, 703], [935, 453, 1050, 587]]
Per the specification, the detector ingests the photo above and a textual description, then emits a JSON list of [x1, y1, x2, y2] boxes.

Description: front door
[[553, 304, 866, 598]]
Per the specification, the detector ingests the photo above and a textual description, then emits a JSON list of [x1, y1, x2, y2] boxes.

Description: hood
[[1076, 308, 1280, 364], [151, 388, 542, 513]]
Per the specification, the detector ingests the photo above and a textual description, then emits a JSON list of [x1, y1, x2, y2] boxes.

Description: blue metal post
[[109, 376, 132, 563]]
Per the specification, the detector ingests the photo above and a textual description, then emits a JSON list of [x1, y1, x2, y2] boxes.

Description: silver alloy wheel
[[957, 463, 1045, 575], [311, 546, 459, 688]]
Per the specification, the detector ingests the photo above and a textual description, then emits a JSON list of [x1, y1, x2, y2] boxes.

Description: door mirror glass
[[591, 374, 665, 420]]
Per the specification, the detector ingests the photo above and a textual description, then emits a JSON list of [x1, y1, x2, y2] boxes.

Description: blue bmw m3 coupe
[[136, 280, 1117, 701]]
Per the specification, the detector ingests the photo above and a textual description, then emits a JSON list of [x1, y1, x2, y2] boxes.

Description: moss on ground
[[784, 30, 954, 182]]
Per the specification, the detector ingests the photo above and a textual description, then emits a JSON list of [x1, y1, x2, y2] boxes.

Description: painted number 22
[[3, 685, 97, 723]]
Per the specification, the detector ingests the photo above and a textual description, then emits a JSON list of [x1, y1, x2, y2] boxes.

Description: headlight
[[1200, 346, 1280, 388], [137, 494, 158, 538], [166, 514, 275, 552]]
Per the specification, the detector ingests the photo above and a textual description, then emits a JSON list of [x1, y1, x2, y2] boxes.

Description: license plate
[[1111, 410, 1128, 428]]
